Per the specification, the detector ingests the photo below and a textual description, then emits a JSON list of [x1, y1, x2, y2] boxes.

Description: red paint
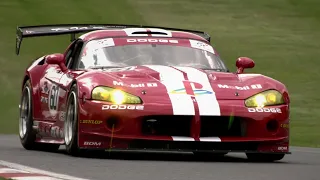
[[20, 28, 290, 154], [236, 57, 255, 74], [146, 28, 152, 36], [190, 95, 201, 141], [182, 80, 203, 96], [45, 53, 67, 72]]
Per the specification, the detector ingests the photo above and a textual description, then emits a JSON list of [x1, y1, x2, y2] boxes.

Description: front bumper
[[77, 99, 290, 153]]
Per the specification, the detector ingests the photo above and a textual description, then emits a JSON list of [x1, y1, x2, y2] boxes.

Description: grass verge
[[0, 177, 10, 180]]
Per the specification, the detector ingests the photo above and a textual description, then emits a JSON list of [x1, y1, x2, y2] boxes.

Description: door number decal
[[48, 84, 59, 115]]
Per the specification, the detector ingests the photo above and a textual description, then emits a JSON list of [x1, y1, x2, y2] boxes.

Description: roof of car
[[79, 28, 209, 42]]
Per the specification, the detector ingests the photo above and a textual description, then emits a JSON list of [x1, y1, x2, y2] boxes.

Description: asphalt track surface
[[0, 135, 319, 180]]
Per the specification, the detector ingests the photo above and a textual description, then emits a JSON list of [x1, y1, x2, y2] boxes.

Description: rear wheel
[[19, 80, 60, 152], [246, 153, 285, 162], [64, 84, 81, 156]]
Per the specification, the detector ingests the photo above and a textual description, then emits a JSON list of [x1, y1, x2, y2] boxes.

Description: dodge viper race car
[[17, 24, 290, 161]]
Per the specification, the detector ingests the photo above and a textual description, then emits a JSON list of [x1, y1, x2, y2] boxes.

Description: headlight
[[245, 90, 284, 107], [91, 86, 142, 104]]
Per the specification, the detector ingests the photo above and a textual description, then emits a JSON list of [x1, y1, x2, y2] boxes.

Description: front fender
[[75, 72, 116, 101], [23, 56, 47, 119]]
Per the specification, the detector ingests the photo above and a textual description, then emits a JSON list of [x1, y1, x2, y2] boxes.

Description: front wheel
[[246, 153, 285, 162], [64, 84, 81, 156], [19, 80, 60, 151]]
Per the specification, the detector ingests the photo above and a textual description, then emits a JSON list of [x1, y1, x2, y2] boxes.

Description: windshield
[[77, 38, 228, 71]]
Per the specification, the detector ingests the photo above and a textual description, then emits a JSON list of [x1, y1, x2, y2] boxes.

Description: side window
[[65, 40, 83, 70], [70, 41, 84, 70], [64, 42, 76, 67]]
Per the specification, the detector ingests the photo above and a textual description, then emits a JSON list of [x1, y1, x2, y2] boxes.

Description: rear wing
[[15, 24, 211, 55]]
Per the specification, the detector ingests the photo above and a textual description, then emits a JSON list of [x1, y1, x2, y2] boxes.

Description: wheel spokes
[[19, 87, 30, 139], [65, 93, 76, 146]]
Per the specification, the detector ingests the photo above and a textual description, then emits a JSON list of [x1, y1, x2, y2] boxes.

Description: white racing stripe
[[144, 65, 195, 115], [199, 137, 221, 142], [123, 28, 172, 37], [149, 28, 172, 37], [123, 28, 149, 36], [173, 66, 221, 116], [172, 136, 195, 141]]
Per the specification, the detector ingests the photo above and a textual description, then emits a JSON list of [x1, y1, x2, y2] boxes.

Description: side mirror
[[236, 57, 255, 74], [46, 53, 67, 72]]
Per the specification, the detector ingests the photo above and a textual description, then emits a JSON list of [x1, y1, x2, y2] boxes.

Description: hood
[[85, 65, 278, 100]]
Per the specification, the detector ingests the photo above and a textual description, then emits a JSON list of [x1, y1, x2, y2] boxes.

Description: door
[[36, 39, 85, 139], [39, 65, 65, 121], [38, 39, 81, 122]]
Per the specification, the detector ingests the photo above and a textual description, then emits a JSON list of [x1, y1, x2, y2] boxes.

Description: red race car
[[17, 24, 290, 161]]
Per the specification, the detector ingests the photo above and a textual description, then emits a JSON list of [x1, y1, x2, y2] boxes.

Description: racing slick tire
[[246, 153, 285, 162], [64, 84, 81, 156], [19, 80, 60, 152]]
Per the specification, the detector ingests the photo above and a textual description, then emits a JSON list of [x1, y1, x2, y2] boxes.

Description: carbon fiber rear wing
[[15, 24, 211, 55]]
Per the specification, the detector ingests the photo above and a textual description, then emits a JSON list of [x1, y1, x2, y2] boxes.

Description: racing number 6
[[49, 85, 59, 110]]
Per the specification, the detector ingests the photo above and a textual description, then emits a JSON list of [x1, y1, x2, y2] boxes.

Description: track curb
[[0, 160, 89, 180]]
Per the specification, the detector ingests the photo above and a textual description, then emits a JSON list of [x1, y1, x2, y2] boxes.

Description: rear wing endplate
[[15, 24, 211, 55]]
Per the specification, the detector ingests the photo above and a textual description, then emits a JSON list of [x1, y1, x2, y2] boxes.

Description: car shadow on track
[[57, 149, 288, 164]]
